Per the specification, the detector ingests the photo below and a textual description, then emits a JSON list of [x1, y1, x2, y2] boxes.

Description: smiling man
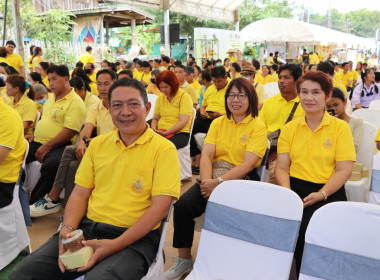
[[10, 78, 181, 280]]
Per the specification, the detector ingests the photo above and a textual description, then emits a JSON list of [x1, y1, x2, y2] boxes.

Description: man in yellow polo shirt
[[78, 46, 95, 67], [317, 61, 348, 98], [0, 97, 26, 208], [340, 62, 353, 90], [348, 60, 358, 86], [29, 69, 117, 217], [5, 40, 25, 77], [190, 66, 230, 174], [174, 65, 197, 106], [25, 65, 87, 204], [259, 64, 304, 183], [10, 77, 181, 280]]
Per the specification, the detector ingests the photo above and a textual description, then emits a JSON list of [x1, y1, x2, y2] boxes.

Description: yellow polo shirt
[[272, 72, 279, 82], [75, 126, 181, 228], [141, 71, 152, 85], [89, 82, 98, 95], [34, 90, 87, 144], [334, 72, 342, 83], [134, 69, 143, 81], [31, 56, 43, 72], [350, 69, 358, 83], [227, 55, 237, 63], [205, 114, 267, 167], [0, 98, 26, 183], [85, 99, 115, 136], [0, 57, 9, 65], [180, 81, 198, 104], [340, 71, 353, 88], [253, 81, 266, 105], [255, 74, 274, 85], [375, 128, 380, 142], [146, 84, 162, 96], [0, 87, 10, 103], [6, 53, 24, 72], [190, 80, 201, 99], [268, 57, 274, 66], [8, 93, 38, 135], [42, 76, 49, 87], [202, 79, 230, 114], [258, 94, 304, 135], [278, 111, 356, 184], [78, 52, 95, 66], [88, 72, 96, 83], [84, 91, 99, 111], [333, 80, 348, 98], [27, 56, 32, 69], [154, 90, 193, 133]]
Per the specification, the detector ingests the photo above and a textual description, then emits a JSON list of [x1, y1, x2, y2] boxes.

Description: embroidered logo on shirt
[[240, 133, 248, 144], [323, 138, 332, 149], [132, 177, 144, 193]]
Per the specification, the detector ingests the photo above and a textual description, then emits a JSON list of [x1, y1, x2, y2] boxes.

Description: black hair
[[70, 77, 86, 91], [269, 53, 273, 56], [252, 59, 260, 70], [29, 72, 47, 88], [86, 63, 95, 69], [317, 61, 334, 76], [271, 64, 278, 72], [342, 62, 349, 68], [200, 70, 212, 82], [39, 61, 49, 71], [185, 66, 194, 75], [211, 66, 227, 78], [375, 72, 380, 83], [203, 61, 213, 69], [7, 66, 19, 74], [29, 45, 35, 56], [109, 63, 117, 72], [6, 40, 16, 47], [332, 87, 346, 101], [47, 65, 70, 79], [174, 60, 182, 67], [154, 59, 161, 64], [86, 46, 92, 52], [278, 64, 302, 82], [118, 70, 134, 79], [231, 62, 241, 73], [194, 65, 201, 74], [188, 61, 196, 67], [76, 61, 84, 68], [133, 58, 139, 63], [115, 61, 121, 66], [108, 77, 148, 105], [141, 61, 152, 71], [161, 55, 170, 64], [360, 69, 379, 97], [72, 67, 92, 92], [96, 68, 117, 81]]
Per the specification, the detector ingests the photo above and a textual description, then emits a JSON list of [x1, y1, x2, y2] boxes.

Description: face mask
[[101, 67, 107, 70], [216, 63, 222, 66], [150, 78, 156, 84], [84, 69, 91, 74], [36, 98, 47, 105], [242, 76, 251, 81]]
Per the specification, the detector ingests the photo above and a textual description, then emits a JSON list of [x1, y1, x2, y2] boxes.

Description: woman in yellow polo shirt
[[0, 47, 9, 65], [71, 67, 97, 95], [31, 47, 44, 72], [255, 65, 274, 85], [223, 58, 230, 73], [164, 78, 268, 279], [70, 77, 99, 110], [6, 74, 37, 137], [229, 62, 242, 80], [36, 61, 49, 88], [276, 71, 355, 275], [146, 69, 162, 96], [140, 61, 152, 87], [151, 70, 193, 149]]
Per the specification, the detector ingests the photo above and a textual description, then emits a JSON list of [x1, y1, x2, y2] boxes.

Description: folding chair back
[[146, 94, 158, 121], [299, 202, 380, 280], [178, 108, 196, 180], [186, 180, 303, 280], [263, 82, 280, 99], [351, 108, 380, 128], [369, 152, 380, 204]]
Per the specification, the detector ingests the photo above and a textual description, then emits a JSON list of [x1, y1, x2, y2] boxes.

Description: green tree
[[346, 9, 380, 37]]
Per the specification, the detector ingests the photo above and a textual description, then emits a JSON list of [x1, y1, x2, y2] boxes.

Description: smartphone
[[82, 136, 90, 147], [327, 108, 335, 115]]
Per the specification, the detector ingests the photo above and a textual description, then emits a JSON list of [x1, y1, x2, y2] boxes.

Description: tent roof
[[241, 18, 373, 49], [106, 0, 242, 23]]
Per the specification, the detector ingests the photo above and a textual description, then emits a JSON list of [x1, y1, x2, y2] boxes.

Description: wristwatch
[[218, 177, 224, 184]]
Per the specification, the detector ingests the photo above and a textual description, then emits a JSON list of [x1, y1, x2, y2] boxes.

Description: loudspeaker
[[160, 24, 180, 44]]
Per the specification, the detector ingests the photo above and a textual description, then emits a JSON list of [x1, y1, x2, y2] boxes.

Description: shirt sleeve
[[22, 101, 37, 123], [85, 102, 99, 126], [63, 97, 87, 132], [335, 121, 356, 162], [179, 94, 192, 116], [351, 84, 362, 107], [375, 128, 380, 142], [154, 95, 162, 115], [75, 138, 95, 189], [0, 114, 20, 149], [277, 123, 291, 154], [246, 120, 268, 158]]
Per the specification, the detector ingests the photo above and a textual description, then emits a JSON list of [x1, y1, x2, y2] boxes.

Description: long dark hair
[[6, 74, 35, 100]]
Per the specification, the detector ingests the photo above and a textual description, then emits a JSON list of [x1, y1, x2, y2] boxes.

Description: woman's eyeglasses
[[226, 93, 247, 100]]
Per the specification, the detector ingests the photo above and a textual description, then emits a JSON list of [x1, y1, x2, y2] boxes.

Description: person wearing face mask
[[84, 63, 96, 83], [241, 65, 265, 110], [33, 84, 48, 113], [146, 69, 162, 96]]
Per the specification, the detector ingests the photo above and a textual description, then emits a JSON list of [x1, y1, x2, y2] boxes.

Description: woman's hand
[[303, 192, 324, 208], [200, 178, 219, 199]]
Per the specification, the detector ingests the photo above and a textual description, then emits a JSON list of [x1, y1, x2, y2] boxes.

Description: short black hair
[[5, 40, 15, 47], [174, 60, 182, 67], [278, 64, 302, 82], [317, 61, 334, 76], [185, 66, 194, 75], [115, 62, 121, 66], [85, 63, 95, 69], [271, 64, 278, 72], [39, 61, 49, 71], [231, 62, 241, 73], [108, 77, 148, 105], [161, 55, 170, 64], [76, 61, 84, 68], [47, 65, 70, 79], [200, 70, 212, 82], [342, 62, 349, 68], [211, 66, 227, 78], [154, 59, 161, 64], [96, 68, 117, 81], [252, 59, 260, 70], [70, 77, 85, 90], [332, 87, 346, 101], [118, 70, 133, 79], [133, 58, 139, 63], [86, 46, 92, 52]]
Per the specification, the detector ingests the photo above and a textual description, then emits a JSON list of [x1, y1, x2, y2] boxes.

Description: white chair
[[369, 152, 380, 204], [299, 202, 380, 280], [24, 161, 42, 194], [263, 82, 280, 99], [185, 180, 303, 280], [0, 140, 31, 270], [345, 121, 377, 202], [194, 132, 206, 152], [345, 98, 352, 115], [369, 99, 380, 110], [146, 94, 157, 121], [178, 108, 196, 180], [351, 108, 380, 128], [257, 140, 270, 182]]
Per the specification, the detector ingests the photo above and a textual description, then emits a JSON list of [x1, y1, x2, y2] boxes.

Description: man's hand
[[58, 227, 73, 273], [208, 111, 222, 119], [76, 141, 88, 160], [25, 134, 34, 143], [200, 178, 219, 199], [35, 144, 51, 162], [77, 239, 120, 273], [199, 107, 207, 119]]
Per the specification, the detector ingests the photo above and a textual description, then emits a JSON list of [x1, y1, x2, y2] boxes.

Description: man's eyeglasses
[[226, 93, 247, 100]]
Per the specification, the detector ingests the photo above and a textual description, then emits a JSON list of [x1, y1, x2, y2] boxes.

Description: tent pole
[[164, 9, 170, 57]]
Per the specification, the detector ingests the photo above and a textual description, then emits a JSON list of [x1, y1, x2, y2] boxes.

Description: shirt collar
[[300, 110, 331, 129], [279, 94, 300, 103], [111, 124, 154, 148], [181, 81, 188, 88], [226, 114, 253, 124], [54, 88, 76, 102]]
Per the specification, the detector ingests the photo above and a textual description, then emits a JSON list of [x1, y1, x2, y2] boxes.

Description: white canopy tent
[[241, 18, 374, 49]]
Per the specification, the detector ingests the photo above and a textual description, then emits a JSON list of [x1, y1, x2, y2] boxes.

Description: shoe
[[30, 194, 62, 218], [192, 166, 200, 175], [164, 257, 193, 280]]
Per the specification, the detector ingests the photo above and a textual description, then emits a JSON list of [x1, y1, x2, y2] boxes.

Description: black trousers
[[9, 217, 160, 280], [0, 182, 15, 208], [189, 111, 213, 157], [290, 177, 347, 275], [26, 141, 70, 204], [168, 132, 189, 149]]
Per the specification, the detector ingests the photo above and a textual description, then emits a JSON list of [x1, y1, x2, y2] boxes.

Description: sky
[[292, 0, 380, 14]]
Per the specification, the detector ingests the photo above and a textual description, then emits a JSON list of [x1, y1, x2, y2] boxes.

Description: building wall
[[31, 0, 99, 13]]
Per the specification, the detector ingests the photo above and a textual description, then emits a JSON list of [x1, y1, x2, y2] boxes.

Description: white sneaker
[[164, 257, 193, 280], [30, 194, 61, 218]]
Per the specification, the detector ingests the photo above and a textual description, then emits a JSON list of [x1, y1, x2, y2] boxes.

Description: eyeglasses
[[226, 93, 247, 101]]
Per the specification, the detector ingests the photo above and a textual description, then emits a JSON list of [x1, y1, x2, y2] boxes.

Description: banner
[[73, 16, 102, 44]]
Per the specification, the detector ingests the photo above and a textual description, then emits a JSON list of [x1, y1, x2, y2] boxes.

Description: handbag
[[268, 102, 299, 149]]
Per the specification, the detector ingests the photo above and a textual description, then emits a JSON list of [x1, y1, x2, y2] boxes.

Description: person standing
[[78, 46, 95, 67], [5, 40, 25, 77]]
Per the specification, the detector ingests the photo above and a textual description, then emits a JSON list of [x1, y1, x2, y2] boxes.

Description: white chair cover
[[345, 121, 377, 202], [299, 202, 380, 280], [178, 108, 196, 180], [369, 152, 380, 204], [194, 133, 206, 152], [345, 99, 352, 115], [351, 108, 380, 128], [369, 99, 380, 110], [185, 180, 303, 280], [146, 94, 157, 121], [24, 161, 42, 193], [0, 140, 30, 270], [263, 82, 280, 99]]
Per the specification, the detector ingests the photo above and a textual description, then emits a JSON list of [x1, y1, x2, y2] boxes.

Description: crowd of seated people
[[1, 41, 379, 279]]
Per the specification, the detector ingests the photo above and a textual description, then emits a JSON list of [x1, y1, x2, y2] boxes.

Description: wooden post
[[11, 0, 24, 59]]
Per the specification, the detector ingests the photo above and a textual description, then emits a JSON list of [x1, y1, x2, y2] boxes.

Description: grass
[[0, 255, 25, 280]]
